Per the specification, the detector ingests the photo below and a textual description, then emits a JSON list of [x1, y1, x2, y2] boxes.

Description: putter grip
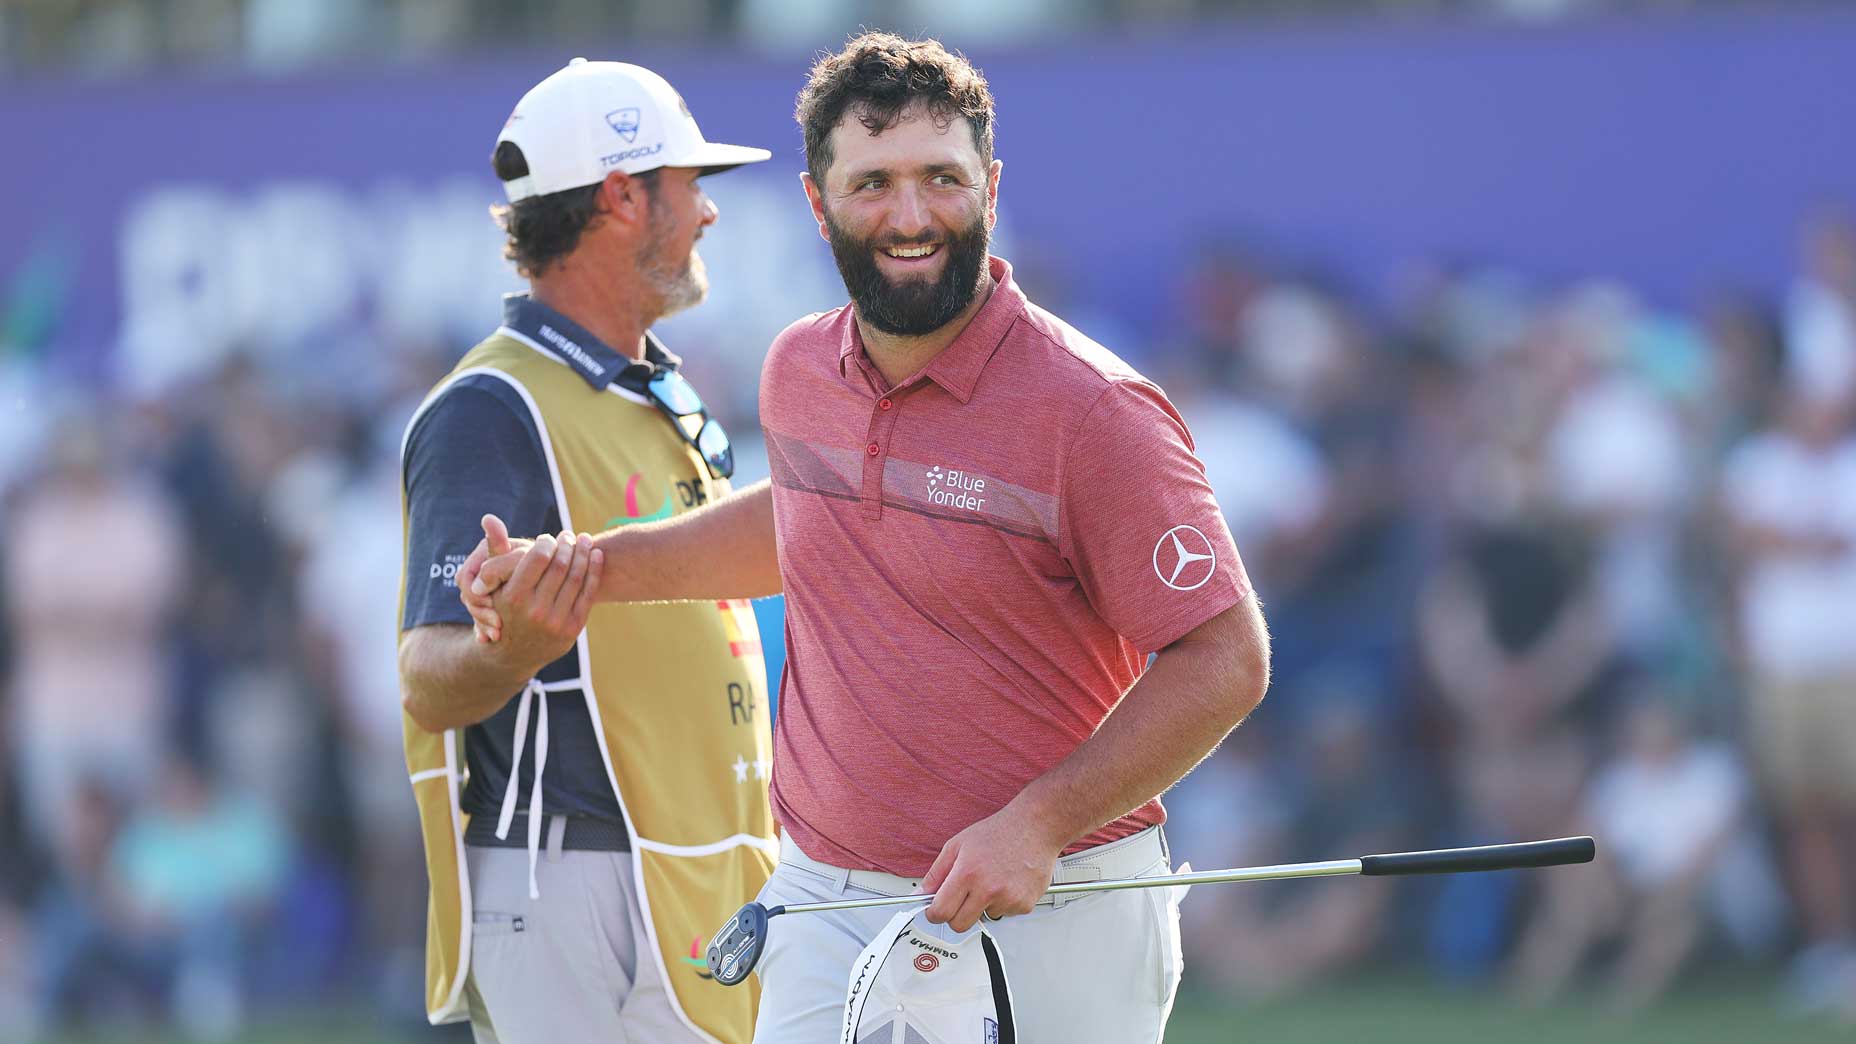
[[1359, 836, 1595, 877]]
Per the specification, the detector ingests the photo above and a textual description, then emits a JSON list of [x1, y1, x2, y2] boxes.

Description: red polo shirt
[[760, 256, 1250, 875]]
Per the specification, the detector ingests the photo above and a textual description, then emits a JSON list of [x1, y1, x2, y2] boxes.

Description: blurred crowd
[[1159, 213, 1856, 1017], [0, 0, 1787, 75], [0, 342, 456, 1040], [3, 198, 1856, 1040]]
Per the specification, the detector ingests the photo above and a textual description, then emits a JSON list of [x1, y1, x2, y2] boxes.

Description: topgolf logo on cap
[[1153, 525, 1216, 591], [606, 107, 641, 142]]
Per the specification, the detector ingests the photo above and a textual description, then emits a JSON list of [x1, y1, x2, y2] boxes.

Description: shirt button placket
[[861, 392, 900, 519]]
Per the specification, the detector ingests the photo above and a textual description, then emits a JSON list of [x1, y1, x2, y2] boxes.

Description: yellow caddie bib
[[397, 327, 775, 1043]]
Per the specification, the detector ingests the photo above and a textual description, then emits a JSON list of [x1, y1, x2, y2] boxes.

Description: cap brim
[[682, 142, 774, 176]]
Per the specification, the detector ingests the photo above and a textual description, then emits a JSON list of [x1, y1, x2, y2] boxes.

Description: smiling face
[[805, 104, 1001, 336]]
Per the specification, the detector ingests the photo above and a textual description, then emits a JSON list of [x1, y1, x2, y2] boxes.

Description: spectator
[[1182, 700, 1410, 1000], [4, 411, 185, 876], [1417, 517, 1614, 977], [31, 775, 142, 1034], [1164, 725, 1291, 996], [296, 425, 427, 1011], [1172, 383, 1331, 595], [1719, 390, 1856, 1013], [1784, 214, 1856, 409], [1419, 518, 1612, 844], [110, 751, 290, 1041], [1507, 691, 1753, 1010], [1538, 288, 1692, 661]]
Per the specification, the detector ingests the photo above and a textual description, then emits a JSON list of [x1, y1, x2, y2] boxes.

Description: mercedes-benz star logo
[[1152, 525, 1216, 591]]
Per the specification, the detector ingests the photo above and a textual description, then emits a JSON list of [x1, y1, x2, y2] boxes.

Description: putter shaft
[[767, 836, 1595, 918], [772, 858, 1358, 917]]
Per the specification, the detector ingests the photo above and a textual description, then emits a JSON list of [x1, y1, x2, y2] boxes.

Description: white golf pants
[[751, 826, 1187, 1043]]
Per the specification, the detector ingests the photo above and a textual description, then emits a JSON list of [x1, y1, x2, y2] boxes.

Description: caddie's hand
[[920, 804, 1065, 933], [461, 514, 531, 643], [484, 530, 603, 668]]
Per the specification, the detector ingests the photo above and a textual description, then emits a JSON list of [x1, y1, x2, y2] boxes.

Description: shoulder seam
[[400, 367, 572, 524], [1014, 310, 1135, 392], [400, 368, 540, 468]]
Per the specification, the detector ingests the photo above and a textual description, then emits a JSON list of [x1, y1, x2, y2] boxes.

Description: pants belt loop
[[1049, 827, 1166, 910], [547, 815, 567, 862], [1049, 861, 1100, 911], [827, 862, 853, 895]]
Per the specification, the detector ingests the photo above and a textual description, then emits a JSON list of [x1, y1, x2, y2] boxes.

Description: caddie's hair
[[794, 32, 995, 185], [489, 141, 659, 278]]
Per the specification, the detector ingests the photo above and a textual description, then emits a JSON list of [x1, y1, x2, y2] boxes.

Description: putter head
[[707, 901, 770, 987]]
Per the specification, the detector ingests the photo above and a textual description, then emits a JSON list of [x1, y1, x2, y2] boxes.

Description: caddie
[[395, 57, 777, 1044]]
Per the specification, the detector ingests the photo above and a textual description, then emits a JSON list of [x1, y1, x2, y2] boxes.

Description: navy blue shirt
[[400, 296, 658, 824]]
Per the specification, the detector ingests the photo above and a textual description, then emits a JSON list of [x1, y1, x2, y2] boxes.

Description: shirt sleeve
[[1058, 379, 1251, 653], [401, 377, 559, 631]]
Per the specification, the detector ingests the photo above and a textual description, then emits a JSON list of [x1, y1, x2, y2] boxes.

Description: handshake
[[457, 514, 604, 657]]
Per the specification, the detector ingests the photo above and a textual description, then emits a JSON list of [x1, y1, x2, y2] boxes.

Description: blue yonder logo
[[606, 108, 641, 142]]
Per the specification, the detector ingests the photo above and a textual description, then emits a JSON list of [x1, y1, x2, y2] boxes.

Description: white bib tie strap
[[493, 678, 552, 900]]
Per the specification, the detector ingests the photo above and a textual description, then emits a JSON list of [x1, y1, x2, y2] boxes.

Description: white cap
[[497, 58, 772, 202], [842, 908, 1017, 1044]]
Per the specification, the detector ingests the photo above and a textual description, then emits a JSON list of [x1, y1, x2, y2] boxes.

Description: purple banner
[[6, 10, 1855, 388]]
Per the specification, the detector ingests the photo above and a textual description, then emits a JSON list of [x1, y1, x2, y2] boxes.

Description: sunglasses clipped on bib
[[645, 369, 734, 480]]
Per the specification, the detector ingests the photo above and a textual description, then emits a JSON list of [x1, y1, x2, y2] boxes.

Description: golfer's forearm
[[399, 624, 533, 732], [593, 479, 780, 602], [1010, 596, 1270, 848]]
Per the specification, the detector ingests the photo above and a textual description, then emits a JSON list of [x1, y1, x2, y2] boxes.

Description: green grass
[[43, 1017, 441, 1044], [42, 976, 1853, 1042], [1167, 976, 1853, 1044]]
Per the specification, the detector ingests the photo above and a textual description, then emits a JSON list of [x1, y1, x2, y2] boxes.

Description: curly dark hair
[[489, 141, 659, 277], [794, 32, 995, 186]]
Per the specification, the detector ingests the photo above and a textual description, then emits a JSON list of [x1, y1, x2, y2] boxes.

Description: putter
[[707, 835, 1595, 986]]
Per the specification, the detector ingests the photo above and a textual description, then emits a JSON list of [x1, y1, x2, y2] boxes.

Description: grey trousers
[[463, 840, 704, 1044]]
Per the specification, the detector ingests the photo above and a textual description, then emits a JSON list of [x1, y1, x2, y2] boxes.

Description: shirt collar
[[837, 256, 1024, 404], [503, 293, 681, 391]]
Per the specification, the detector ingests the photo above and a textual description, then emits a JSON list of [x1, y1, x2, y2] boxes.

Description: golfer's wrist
[[1006, 786, 1079, 854], [589, 528, 633, 602]]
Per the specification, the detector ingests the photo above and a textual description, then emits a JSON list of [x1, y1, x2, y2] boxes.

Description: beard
[[825, 208, 989, 337], [638, 198, 708, 320]]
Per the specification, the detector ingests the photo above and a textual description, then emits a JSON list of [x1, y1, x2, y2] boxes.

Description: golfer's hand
[[921, 806, 1064, 932], [459, 514, 532, 642], [481, 529, 602, 666]]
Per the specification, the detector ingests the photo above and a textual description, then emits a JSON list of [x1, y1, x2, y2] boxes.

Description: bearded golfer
[[461, 33, 1269, 1042]]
